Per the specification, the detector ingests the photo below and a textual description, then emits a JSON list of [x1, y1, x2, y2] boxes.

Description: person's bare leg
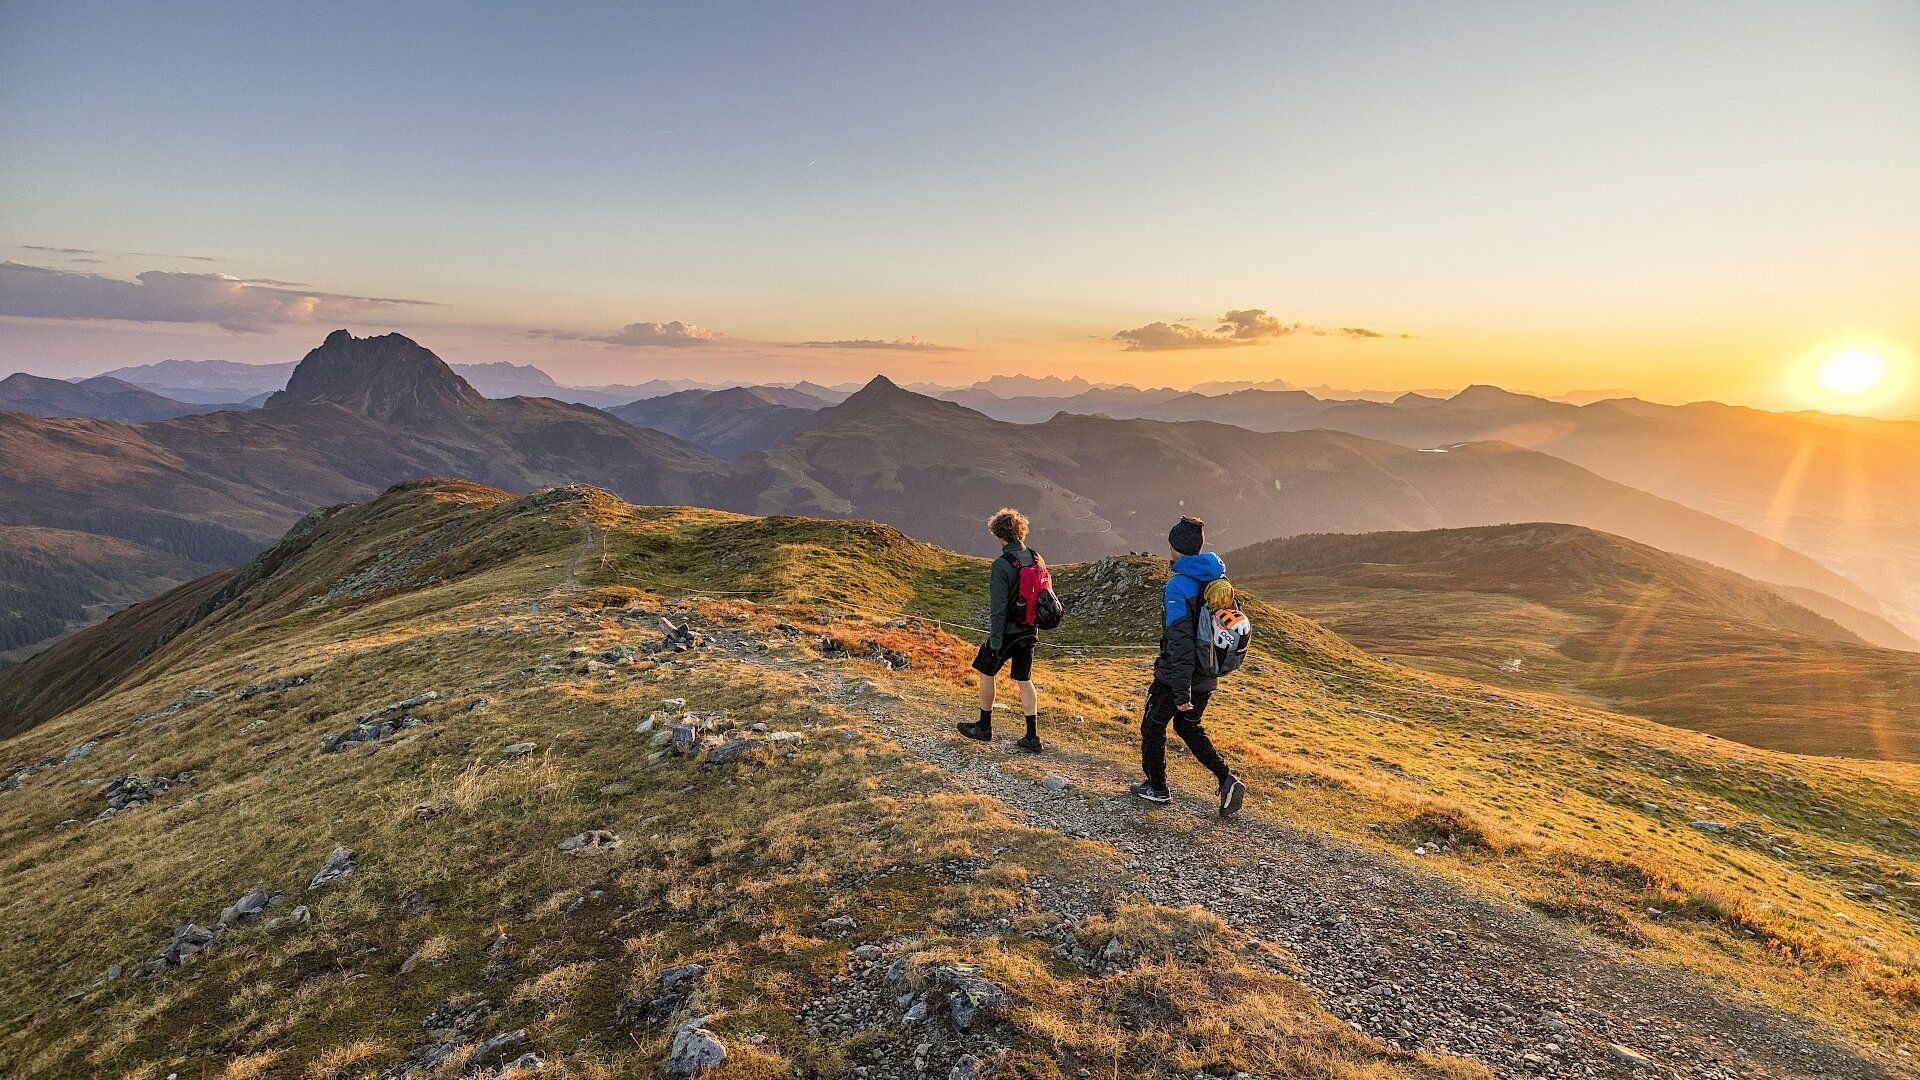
[[1014, 679, 1041, 750], [978, 671, 995, 711]]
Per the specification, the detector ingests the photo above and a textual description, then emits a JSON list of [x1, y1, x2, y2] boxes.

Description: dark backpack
[[1005, 550, 1065, 631]]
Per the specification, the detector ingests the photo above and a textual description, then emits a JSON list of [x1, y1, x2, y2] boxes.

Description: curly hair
[[988, 507, 1029, 545]]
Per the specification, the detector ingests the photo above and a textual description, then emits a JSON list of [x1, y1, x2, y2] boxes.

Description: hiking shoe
[[1128, 781, 1172, 804], [1014, 734, 1043, 753], [956, 721, 992, 743], [1218, 775, 1246, 819]]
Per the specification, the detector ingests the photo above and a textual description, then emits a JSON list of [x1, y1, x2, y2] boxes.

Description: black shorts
[[971, 635, 1035, 681]]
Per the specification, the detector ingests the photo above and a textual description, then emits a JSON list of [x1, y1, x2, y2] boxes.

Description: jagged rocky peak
[[265, 330, 484, 422]]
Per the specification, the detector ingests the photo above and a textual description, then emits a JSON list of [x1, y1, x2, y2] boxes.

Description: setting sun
[[1818, 349, 1890, 396]]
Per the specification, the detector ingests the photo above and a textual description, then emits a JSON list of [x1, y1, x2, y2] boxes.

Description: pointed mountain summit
[[265, 330, 484, 423], [833, 374, 976, 418]]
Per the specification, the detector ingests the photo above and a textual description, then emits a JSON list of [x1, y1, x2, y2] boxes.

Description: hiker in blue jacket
[[1130, 515, 1247, 817]]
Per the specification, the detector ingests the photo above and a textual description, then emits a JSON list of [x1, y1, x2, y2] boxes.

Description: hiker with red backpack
[[958, 507, 1061, 752], [1130, 515, 1251, 818]]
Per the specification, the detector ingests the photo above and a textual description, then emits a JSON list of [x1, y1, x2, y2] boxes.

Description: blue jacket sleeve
[[1162, 581, 1197, 704]]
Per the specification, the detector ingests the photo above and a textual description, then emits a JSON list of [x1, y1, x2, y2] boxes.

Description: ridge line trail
[[744, 650, 1899, 1080]]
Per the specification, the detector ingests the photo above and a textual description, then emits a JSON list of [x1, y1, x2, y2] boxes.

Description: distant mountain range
[[0, 373, 242, 422], [3, 330, 1910, 663], [1232, 523, 1920, 760]]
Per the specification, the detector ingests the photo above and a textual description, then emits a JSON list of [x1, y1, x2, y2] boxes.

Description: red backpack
[[1005, 551, 1065, 630]]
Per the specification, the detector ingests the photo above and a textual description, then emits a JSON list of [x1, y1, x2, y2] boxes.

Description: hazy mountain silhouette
[[720, 377, 1874, 625], [1117, 385, 1920, 633], [610, 386, 829, 457], [0, 373, 237, 422], [0, 332, 725, 657], [3, 335, 1897, 668]]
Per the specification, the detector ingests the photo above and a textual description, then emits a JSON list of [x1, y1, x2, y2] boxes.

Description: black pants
[[1141, 680, 1229, 788]]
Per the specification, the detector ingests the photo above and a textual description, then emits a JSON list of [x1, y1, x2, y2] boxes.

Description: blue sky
[[2, 1, 1916, 411]]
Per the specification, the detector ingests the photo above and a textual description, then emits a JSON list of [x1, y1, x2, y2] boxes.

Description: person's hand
[[1175, 701, 1194, 712]]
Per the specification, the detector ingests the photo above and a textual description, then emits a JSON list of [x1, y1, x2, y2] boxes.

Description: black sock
[[977, 708, 992, 729], [1025, 715, 1038, 740]]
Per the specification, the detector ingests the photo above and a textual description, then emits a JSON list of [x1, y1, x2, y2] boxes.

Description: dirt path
[[790, 663, 1902, 1080]]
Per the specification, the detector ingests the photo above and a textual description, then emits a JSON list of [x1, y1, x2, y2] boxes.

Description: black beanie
[[1169, 516, 1205, 556]]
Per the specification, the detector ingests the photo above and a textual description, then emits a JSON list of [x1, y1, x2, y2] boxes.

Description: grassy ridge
[[0, 482, 1915, 1075]]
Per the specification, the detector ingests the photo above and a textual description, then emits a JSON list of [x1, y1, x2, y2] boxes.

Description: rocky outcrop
[[264, 330, 486, 423]]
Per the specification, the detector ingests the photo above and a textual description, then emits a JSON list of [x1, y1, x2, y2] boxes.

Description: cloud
[[1114, 308, 1403, 350], [20, 245, 220, 262], [791, 337, 963, 352], [0, 261, 436, 333], [529, 320, 728, 347], [1113, 321, 1243, 351], [1218, 308, 1290, 340]]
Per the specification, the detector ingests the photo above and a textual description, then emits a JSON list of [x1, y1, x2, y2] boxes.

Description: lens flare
[[1817, 349, 1888, 396]]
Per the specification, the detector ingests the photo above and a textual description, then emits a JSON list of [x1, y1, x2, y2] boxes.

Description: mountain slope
[[722, 379, 1876, 621], [0, 332, 725, 659], [0, 482, 1911, 1077], [0, 372, 234, 422], [8, 340, 1884, 673], [1121, 385, 1920, 635], [1231, 524, 1920, 759], [611, 386, 825, 457], [0, 527, 206, 664]]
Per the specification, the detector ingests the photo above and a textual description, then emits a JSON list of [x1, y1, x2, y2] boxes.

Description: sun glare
[[1817, 349, 1888, 397]]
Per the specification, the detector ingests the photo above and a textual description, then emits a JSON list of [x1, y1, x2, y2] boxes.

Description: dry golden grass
[[1, 483, 1912, 1074], [0, 489, 1485, 1077]]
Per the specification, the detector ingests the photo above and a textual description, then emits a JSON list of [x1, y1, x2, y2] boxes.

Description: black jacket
[[988, 542, 1038, 652], [1151, 552, 1227, 704]]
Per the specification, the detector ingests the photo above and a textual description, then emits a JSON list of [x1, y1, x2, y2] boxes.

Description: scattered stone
[[950, 1050, 1007, 1080], [702, 737, 760, 768], [820, 915, 857, 935], [264, 905, 310, 931], [162, 923, 219, 966], [321, 692, 440, 752], [61, 741, 97, 764], [1041, 775, 1071, 793], [660, 618, 701, 651], [233, 675, 310, 701], [1690, 821, 1730, 834], [415, 802, 447, 820], [217, 890, 273, 926], [1608, 1043, 1654, 1068], [558, 829, 622, 855], [932, 964, 1007, 1031], [624, 962, 708, 1023], [502, 742, 538, 758], [666, 1015, 727, 1074], [100, 772, 194, 815], [308, 846, 358, 890]]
